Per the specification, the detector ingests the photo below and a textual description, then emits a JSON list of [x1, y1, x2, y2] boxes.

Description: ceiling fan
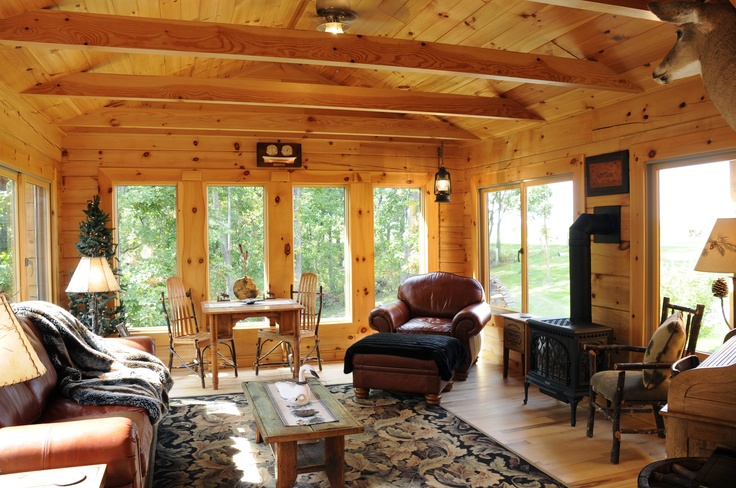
[[315, 0, 358, 34]]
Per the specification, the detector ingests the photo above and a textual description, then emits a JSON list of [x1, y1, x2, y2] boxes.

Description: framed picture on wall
[[585, 150, 629, 197]]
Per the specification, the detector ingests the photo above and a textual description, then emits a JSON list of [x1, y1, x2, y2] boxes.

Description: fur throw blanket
[[12, 301, 173, 424]]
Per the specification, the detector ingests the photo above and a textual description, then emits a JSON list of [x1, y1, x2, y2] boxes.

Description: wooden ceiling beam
[[0, 10, 641, 92], [59, 107, 480, 140], [528, 1, 657, 20], [23, 73, 542, 120]]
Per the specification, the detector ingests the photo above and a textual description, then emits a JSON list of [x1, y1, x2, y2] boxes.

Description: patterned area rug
[[154, 384, 566, 487]]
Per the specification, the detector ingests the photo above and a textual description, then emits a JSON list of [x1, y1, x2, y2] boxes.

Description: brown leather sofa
[[368, 271, 492, 380], [0, 315, 158, 488]]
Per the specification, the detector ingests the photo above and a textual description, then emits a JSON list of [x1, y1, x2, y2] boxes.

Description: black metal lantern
[[434, 142, 451, 203]]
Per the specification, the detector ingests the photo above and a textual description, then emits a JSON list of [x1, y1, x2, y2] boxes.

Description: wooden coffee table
[[243, 379, 363, 488]]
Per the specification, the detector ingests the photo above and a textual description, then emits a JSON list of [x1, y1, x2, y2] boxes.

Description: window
[[22, 179, 51, 300], [0, 173, 16, 297], [116, 185, 177, 328], [208, 186, 265, 299], [480, 178, 573, 316], [0, 169, 52, 301], [653, 158, 736, 352], [293, 186, 347, 320], [373, 187, 423, 305]]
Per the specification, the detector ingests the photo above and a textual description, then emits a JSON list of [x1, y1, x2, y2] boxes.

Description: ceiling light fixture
[[316, 0, 357, 35]]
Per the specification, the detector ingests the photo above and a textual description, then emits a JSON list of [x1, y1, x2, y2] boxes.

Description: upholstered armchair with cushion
[[368, 271, 492, 380], [585, 297, 705, 464]]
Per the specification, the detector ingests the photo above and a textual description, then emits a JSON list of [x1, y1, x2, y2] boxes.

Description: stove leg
[[523, 381, 529, 404], [570, 399, 579, 426]]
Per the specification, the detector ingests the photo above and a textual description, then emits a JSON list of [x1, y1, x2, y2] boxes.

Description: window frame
[[0, 166, 53, 301], [479, 174, 574, 315], [647, 151, 736, 351], [372, 185, 427, 306], [113, 183, 178, 330], [292, 183, 350, 323], [205, 183, 267, 301]]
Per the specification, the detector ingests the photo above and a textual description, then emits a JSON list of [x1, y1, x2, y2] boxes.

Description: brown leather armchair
[[368, 271, 492, 380]]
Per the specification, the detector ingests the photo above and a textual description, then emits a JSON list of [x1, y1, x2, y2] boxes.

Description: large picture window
[[116, 185, 177, 328], [652, 158, 736, 352], [208, 186, 265, 300], [373, 187, 423, 305], [293, 186, 347, 320], [480, 178, 573, 316]]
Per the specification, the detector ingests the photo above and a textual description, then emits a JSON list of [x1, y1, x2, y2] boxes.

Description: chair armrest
[[451, 301, 492, 339], [613, 361, 676, 371], [0, 417, 140, 475], [585, 344, 647, 354], [368, 300, 410, 332], [671, 354, 700, 378], [107, 335, 156, 354], [586, 345, 647, 375]]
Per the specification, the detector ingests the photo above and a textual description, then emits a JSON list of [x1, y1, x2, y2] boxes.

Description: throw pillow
[[642, 312, 686, 389]]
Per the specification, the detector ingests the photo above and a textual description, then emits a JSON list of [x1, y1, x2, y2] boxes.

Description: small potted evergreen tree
[[68, 195, 127, 336]]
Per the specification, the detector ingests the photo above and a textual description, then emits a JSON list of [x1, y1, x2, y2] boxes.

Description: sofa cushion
[[642, 312, 686, 389], [396, 317, 452, 335], [398, 272, 484, 318]]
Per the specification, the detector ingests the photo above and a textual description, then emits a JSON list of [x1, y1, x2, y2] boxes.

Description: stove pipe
[[569, 213, 617, 323]]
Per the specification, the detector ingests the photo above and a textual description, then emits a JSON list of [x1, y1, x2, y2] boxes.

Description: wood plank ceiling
[[0, 0, 681, 144]]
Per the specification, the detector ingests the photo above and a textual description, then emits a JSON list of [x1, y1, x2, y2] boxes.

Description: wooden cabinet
[[501, 313, 532, 378]]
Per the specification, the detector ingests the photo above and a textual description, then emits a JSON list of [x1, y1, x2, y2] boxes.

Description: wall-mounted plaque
[[256, 142, 302, 168]]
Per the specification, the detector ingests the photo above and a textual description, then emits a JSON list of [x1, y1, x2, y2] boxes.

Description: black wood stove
[[523, 212, 616, 426]]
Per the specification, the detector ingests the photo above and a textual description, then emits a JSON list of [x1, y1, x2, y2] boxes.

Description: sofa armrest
[[451, 301, 492, 340], [0, 417, 140, 480], [107, 335, 156, 354], [368, 300, 410, 333]]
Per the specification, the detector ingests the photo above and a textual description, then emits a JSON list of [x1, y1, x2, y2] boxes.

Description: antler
[[238, 244, 249, 276]]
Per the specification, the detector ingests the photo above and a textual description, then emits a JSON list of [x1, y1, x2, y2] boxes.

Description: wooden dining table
[[200, 298, 304, 389]]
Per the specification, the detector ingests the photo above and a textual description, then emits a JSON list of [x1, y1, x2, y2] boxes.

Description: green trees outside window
[[0, 176, 15, 297], [373, 187, 421, 305], [208, 186, 265, 299], [293, 186, 347, 319], [116, 185, 176, 328]]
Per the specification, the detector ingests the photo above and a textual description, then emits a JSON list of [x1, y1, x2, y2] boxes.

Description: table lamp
[[695, 218, 736, 329], [66, 256, 121, 335], [0, 293, 46, 387]]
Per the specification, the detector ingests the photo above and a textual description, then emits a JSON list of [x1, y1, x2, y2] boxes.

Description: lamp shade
[[66, 256, 121, 294], [0, 293, 46, 387], [694, 218, 736, 273]]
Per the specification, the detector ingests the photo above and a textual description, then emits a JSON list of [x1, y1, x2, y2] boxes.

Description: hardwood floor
[[168, 357, 665, 487]]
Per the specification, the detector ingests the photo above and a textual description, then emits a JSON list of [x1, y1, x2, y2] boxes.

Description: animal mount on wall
[[650, 0, 736, 131]]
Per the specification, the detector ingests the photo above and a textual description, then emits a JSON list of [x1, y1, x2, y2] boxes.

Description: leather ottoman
[[343, 334, 467, 406]]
